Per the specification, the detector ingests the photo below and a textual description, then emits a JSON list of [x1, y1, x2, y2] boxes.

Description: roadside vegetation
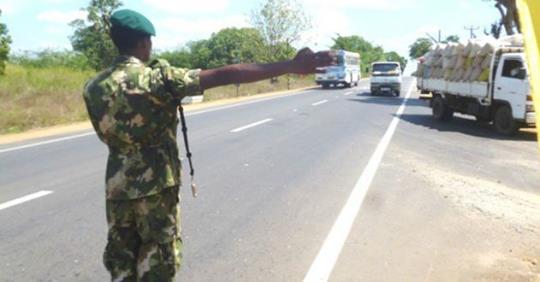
[[0, 0, 407, 135]]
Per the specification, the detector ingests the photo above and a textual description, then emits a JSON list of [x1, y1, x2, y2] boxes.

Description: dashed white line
[[303, 80, 415, 282], [312, 100, 328, 106], [0, 191, 54, 211], [0, 132, 95, 154], [344, 91, 354, 96], [230, 118, 273, 133]]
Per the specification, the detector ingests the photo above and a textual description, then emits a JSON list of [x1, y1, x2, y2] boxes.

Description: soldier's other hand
[[292, 48, 336, 75]]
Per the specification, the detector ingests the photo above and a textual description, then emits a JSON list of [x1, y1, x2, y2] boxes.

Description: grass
[[203, 75, 316, 101], [0, 64, 95, 134], [0, 64, 316, 135]]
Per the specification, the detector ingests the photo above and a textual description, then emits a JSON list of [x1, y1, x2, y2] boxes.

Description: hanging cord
[[178, 104, 197, 198], [159, 65, 197, 198]]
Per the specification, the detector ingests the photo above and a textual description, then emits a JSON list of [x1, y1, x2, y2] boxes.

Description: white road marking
[[344, 91, 354, 96], [230, 118, 273, 133], [0, 89, 315, 154], [303, 80, 415, 282], [312, 100, 328, 106], [0, 132, 95, 154], [187, 90, 314, 117], [0, 191, 54, 211]]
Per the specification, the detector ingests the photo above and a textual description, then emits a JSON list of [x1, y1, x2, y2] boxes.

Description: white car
[[370, 62, 402, 96]]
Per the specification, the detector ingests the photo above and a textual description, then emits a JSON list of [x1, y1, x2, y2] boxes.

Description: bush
[[10, 49, 90, 70]]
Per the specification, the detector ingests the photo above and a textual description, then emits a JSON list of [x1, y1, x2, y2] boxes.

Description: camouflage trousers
[[104, 186, 182, 282]]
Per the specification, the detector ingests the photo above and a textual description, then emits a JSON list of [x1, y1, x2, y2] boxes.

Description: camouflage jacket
[[83, 56, 201, 200]]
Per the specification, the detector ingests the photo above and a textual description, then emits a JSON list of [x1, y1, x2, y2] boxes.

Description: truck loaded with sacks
[[415, 35, 535, 135]]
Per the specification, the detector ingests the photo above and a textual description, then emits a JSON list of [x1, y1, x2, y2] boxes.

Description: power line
[[464, 26, 480, 39]]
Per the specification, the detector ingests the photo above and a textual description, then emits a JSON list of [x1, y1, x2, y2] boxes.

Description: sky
[[1, 0, 501, 73]]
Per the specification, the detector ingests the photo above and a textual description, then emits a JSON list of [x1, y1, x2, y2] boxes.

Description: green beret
[[110, 9, 156, 36]]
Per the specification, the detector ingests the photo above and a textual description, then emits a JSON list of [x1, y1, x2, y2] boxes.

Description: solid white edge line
[[312, 100, 329, 106], [0, 190, 54, 211], [303, 79, 415, 282], [0, 132, 95, 154], [230, 118, 273, 133]]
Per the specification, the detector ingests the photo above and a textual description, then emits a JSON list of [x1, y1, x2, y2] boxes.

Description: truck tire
[[494, 105, 518, 135], [432, 96, 453, 121], [322, 83, 329, 89]]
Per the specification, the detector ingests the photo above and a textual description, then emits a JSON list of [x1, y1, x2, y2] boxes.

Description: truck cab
[[492, 53, 535, 130], [370, 62, 402, 96]]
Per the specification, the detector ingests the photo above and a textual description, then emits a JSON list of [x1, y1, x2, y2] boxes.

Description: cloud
[[0, 1, 23, 15], [302, 0, 414, 11], [153, 15, 249, 49], [142, 0, 230, 14], [37, 10, 87, 24]]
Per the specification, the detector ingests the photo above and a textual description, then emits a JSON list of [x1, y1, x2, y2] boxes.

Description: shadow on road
[[398, 113, 537, 142], [346, 92, 428, 107]]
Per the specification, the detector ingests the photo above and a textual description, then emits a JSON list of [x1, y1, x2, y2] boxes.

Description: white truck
[[417, 47, 535, 135], [370, 61, 402, 96]]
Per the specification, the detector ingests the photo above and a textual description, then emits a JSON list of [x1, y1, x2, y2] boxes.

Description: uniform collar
[[114, 55, 145, 66]]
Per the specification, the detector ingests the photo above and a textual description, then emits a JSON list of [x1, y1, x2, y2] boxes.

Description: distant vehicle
[[417, 47, 535, 135], [370, 62, 402, 96], [315, 50, 360, 89]]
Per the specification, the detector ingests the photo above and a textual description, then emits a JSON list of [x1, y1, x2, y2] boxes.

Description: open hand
[[292, 48, 336, 74]]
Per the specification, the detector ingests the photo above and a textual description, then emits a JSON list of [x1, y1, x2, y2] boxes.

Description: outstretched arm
[[199, 48, 335, 90]]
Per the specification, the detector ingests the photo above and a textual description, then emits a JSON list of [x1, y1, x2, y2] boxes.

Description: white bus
[[315, 50, 361, 88]]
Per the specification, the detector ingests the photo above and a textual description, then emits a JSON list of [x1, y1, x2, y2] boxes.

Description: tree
[[384, 51, 408, 72], [409, 38, 433, 59], [331, 35, 384, 75], [70, 0, 122, 70], [187, 39, 211, 70], [158, 48, 193, 69], [484, 0, 520, 38], [250, 0, 311, 63], [206, 28, 265, 68], [442, 35, 460, 43], [0, 9, 12, 75]]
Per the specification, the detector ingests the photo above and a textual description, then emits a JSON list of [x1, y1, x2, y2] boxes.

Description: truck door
[[494, 56, 529, 120]]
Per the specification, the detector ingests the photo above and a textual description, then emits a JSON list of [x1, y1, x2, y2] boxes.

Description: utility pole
[[464, 26, 479, 39], [426, 29, 442, 44]]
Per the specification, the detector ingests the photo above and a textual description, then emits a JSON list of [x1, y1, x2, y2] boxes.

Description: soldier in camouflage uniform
[[83, 9, 334, 282]]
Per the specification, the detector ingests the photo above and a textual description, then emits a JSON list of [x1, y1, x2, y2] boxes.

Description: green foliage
[[10, 50, 90, 70], [0, 9, 12, 75], [443, 35, 460, 43], [70, 0, 122, 70], [383, 51, 408, 71], [409, 37, 433, 59], [157, 48, 193, 69], [206, 27, 265, 68], [331, 35, 385, 75], [159, 28, 268, 70], [250, 0, 311, 62], [187, 39, 211, 69]]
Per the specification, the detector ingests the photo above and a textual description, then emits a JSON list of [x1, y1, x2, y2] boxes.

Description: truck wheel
[[432, 96, 453, 121], [322, 83, 329, 89], [394, 91, 400, 97], [494, 105, 518, 135]]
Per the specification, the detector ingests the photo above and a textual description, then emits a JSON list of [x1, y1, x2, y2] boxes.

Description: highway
[[1, 77, 539, 281]]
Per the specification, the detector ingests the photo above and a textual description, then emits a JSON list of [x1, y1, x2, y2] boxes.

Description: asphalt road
[[1, 77, 539, 282]]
